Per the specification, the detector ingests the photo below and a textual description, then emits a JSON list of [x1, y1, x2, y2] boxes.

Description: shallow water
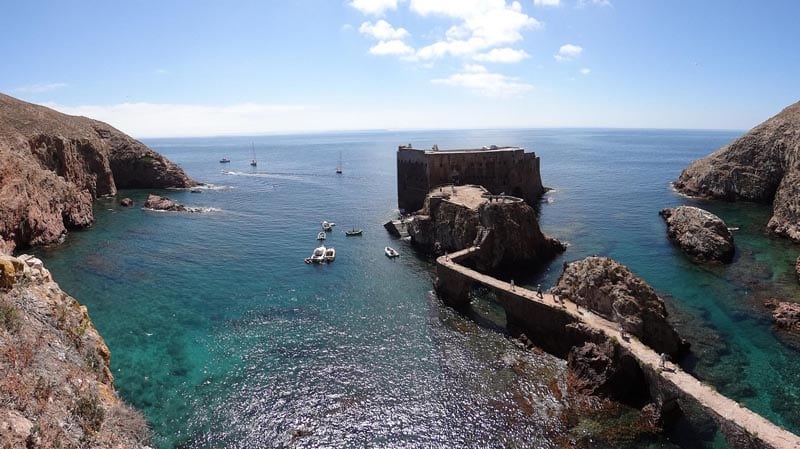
[[35, 129, 800, 448]]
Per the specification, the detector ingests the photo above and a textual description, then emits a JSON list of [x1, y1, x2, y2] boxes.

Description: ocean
[[34, 129, 800, 448]]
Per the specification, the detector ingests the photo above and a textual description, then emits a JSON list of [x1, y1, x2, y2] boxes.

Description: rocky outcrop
[[659, 206, 734, 262], [408, 193, 565, 271], [552, 256, 688, 358], [120, 198, 134, 208], [0, 254, 149, 448], [567, 340, 649, 406], [673, 101, 800, 241], [143, 194, 207, 213], [764, 300, 800, 335], [795, 256, 800, 283], [0, 93, 197, 251]]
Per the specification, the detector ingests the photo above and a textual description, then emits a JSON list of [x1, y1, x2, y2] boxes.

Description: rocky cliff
[[659, 206, 735, 263], [674, 101, 800, 240], [0, 93, 196, 251], [0, 254, 149, 448], [408, 189, 565, 271], [552, 256, 688, 358]]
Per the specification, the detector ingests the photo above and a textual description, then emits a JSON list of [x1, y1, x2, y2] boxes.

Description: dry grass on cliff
[[0, 279, 150, 448]]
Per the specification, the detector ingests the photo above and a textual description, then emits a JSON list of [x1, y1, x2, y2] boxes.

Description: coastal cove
[[35, 129, 800, 448]]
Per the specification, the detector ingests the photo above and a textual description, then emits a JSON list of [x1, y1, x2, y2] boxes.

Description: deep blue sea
[[34, 129, 800, 448]]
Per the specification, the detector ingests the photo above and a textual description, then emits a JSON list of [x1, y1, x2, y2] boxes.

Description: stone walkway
[[438, 247, 800, 449]]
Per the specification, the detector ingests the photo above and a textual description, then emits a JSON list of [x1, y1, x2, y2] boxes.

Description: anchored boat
[[324, 247, 336, 262], [310, 245, 326, 264], [385, 246, 399, 258], [345, 228, 363, 236], [317, 231, 326, 240]]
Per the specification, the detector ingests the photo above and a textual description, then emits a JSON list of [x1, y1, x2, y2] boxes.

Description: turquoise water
[[34, 129, 800, 448]]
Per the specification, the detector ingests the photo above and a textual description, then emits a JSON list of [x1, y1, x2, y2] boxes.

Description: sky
[[1, 0, 799, 138]]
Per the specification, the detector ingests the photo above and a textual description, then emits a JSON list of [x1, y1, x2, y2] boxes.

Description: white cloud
[[369, 39, 415, 56], [13, 82, 67, 93], [580, 67, 591, 75], [43, 102, 317, 138], [554, 43, 582, 61], [349, 0, 399, 16], [431, 64, 533, 97], [411, 0, 541, 60], [474, 47, 530, 63], [577, 0, 611, 7], [359, 20, 410, 40], [533, 0, 560, 5]]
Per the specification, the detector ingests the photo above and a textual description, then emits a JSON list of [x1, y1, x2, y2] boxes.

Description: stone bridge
[[435, 247, 800, 449]]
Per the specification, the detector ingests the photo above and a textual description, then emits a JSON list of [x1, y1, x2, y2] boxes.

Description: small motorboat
[[190, 188, 202, 193], [345, 228, 363, 236], [324, 247, 336, 262], [219, 158, 231, 163], [310, 246, 326, 263], [321, 220, 333, 232], [385, 246, 399, 258], [317, 231, 326, 240]]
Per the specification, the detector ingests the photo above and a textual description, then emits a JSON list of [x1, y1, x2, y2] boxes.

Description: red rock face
[[0, 93, 197, 250]]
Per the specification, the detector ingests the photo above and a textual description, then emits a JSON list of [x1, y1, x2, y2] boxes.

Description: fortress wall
[[398, 146, 545, 212], [397, 148, 429, 212]]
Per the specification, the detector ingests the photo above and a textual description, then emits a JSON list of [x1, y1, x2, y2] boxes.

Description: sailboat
[[336, 151, 342, 174], [250, 143, 257, 167]]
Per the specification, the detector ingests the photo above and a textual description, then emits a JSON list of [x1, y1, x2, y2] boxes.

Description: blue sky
[[1, 0, 798, 137]]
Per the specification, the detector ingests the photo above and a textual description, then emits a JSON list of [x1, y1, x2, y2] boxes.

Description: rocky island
[[674, 101, 800, 240], [659, 206, 735, 263], [407, 185, 565, 271], [0, 93, 196, 252]]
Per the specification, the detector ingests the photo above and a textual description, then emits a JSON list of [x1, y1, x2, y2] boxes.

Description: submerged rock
[[796, 256, 800, 284], [552, 256, 688, 358], [120, 197, 134, 207], [764, 299, 800, 335], [673, 101, 800, 241], [659, 206, 734, 263], [0, 93, 197, 252]]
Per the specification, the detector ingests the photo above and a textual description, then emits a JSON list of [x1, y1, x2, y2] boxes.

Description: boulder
[[659, 206, 734, 263], [143, 194, 188, 212], [764, 300, 800, 334], [552, 256, 688, 358], [0, 92, 197, 250], [120, 197, 134, 207], [674, 101, 800, 240]]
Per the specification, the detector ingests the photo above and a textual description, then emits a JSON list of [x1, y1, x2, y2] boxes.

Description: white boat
[[321, 220, 334, 231], [324, 247, 336, 262], [310, 245, 326, 263], [385, 246, 399, 258], [317, 231, 326, 240]]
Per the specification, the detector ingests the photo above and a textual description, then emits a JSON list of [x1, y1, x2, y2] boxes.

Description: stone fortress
[[396, 144, 544, 213]]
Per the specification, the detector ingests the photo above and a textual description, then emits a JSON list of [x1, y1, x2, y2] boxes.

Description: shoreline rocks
[[659, 206, 734, 263], [552, 256, 689, 358], [673, 101, 800, 241], [0, 93, 197, 252], [120, 197, 134, 207]]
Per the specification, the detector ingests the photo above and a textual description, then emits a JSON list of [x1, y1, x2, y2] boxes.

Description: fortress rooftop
[[399, 144, 524, 154]]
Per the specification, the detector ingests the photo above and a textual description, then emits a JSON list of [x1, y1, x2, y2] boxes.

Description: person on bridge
[[659, 352, 668, 369], [510, 279, 515, 291], [536, 284, 543, 299]]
